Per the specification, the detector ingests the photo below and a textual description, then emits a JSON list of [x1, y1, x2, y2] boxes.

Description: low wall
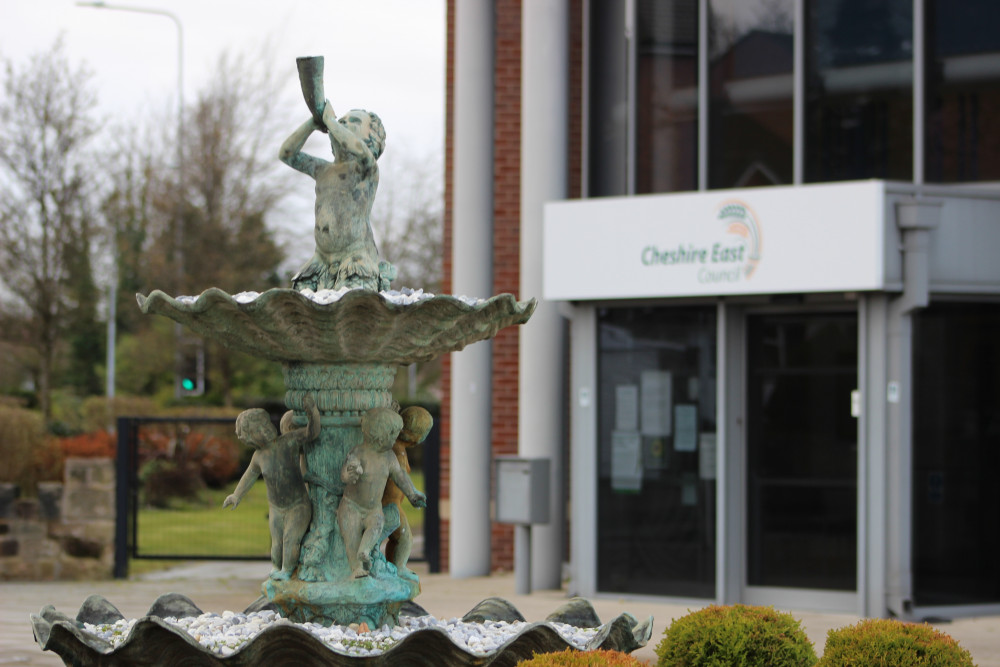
[[0, 458, 115, 580]]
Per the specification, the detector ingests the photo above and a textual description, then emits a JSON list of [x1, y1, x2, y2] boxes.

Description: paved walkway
[[4, 562, 999, 665]]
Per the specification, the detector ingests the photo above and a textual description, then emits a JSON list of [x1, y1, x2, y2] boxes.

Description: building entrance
[[745, 312, 858, 597]]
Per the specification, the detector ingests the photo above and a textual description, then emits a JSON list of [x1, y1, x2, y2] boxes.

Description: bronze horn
[[296, 56, 327, 133]]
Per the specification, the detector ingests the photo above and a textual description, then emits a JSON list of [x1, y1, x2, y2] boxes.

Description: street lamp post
[[76, 1, 195, 398]]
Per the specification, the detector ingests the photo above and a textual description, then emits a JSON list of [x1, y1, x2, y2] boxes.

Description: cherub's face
[[338, 111, 372, 140]]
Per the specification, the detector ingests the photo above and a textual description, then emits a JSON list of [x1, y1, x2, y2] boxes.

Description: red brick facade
[[440, 0, 582, 574]]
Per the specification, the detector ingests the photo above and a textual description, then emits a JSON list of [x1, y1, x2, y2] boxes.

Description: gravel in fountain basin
[[32, 594, 653, 666], [84, 610, 599, 658], [175, 286, 487, 308]]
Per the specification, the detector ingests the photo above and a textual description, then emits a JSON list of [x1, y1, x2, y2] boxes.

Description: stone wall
[[0, 458, 115, 580]]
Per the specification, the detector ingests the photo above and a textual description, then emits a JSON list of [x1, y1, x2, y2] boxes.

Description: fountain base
[[263, 568, 420, 627]]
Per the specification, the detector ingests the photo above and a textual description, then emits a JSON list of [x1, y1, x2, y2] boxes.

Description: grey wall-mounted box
[[495, 456, 550, 525]]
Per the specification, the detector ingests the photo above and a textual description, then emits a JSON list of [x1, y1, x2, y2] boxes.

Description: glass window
[[588, 0, 629, 197], [708, 0, 794, 189], [635, 0, 700, 194], [925, 0, 1000, 182], [597, 306, 717, 598], [805, 0, 913, 182], [913, 303, 1000, 606]]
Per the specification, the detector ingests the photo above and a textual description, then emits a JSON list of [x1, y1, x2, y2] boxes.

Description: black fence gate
[[114, 412, 440, 578]]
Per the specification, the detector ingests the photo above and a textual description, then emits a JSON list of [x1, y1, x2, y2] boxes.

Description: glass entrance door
[[746, 312, 858, 592]]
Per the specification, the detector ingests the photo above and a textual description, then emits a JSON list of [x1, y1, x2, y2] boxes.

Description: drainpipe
[[893, 198, 942, 315], [885, 196, 941, 619]]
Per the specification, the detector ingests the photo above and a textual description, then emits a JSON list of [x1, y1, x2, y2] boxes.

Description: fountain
[[30, 56, 651, 665]]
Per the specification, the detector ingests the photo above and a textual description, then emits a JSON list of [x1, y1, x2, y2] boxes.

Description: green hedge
[[655, 605, 818, 667], [818, 618, 974, 667]]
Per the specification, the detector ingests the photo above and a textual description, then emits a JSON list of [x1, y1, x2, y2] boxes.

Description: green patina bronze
[[136, 55, 535, 628]]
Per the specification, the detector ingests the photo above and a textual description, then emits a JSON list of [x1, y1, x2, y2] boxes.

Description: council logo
[[716, 199, 762, 279]]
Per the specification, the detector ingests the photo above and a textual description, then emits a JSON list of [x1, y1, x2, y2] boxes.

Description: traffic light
[[176, 338, 205, 398]]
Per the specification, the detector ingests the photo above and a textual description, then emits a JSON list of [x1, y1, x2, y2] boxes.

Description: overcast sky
[[0, 0, 446, 274], [0, 0, 446, 157]]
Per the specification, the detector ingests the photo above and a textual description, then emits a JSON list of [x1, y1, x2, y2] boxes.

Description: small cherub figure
[[224, 395, 321, 581], [338, 407, 426, 579], [381, 406, 433, 578]]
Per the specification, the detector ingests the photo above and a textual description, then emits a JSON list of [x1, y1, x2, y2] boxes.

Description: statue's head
[[399, 406, 433, 446], [279, 410, 295, 434], [334, 109, 386, 159], [236, 409, 277, 448], [361, 407, 402, 452]]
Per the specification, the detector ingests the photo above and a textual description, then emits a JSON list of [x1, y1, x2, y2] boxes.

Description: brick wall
[[0, 458, 115, 580], [441, 0, 583, 574]]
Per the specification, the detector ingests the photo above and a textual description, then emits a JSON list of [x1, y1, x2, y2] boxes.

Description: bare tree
[[137, 48, 292, 405], [371, 152, 444, 293], [370, 151, 444, 401], [0, 39, 102, 419]]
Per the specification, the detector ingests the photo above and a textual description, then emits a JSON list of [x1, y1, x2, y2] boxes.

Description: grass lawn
[[133, 471, 426, 569], [136, 486, 271, 559]]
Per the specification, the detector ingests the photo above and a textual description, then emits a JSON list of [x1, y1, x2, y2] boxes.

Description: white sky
[[0, 0, 445, 159], [0, 0, 446, 273]]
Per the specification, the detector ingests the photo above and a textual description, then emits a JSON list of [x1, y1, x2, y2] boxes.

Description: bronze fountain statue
[[29, 56, 651, 665]]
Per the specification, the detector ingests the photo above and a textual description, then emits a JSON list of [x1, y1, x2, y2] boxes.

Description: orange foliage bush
[[58, 431, 116, 458], [32, 430, 117, 485], [137, 426, 240, 488], [517, 649, 644, 666]]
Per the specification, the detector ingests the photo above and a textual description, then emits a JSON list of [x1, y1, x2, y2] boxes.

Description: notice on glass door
[[640, 370, 672, 436], [614, 384, 639, 431], [611, 430, 643, 492], [674, 404, 697, 452]]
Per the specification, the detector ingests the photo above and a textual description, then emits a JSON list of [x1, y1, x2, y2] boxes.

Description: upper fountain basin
[[136, 287, 536, 365]]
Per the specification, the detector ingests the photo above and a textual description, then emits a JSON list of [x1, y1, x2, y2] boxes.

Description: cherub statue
[[381, 406, 433, 579], [338, 407, 426, 579], [225, 395, 321, 581], [279, 58, 394, 292]]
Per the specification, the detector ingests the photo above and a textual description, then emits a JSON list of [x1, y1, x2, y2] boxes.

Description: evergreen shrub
[[655, 604, 817, 667], [818, 618, 974, 666], [0, 405, 50, 493]]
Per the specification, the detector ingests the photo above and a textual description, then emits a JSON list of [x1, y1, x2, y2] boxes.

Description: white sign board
[[543, 181, 887, 300]]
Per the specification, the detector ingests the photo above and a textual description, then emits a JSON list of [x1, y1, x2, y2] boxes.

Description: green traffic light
[[182, 378, 195, 391]]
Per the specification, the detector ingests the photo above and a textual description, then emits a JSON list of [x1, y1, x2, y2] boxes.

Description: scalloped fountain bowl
[[31, 594, 652, 666], [135, 287, 537, 365]]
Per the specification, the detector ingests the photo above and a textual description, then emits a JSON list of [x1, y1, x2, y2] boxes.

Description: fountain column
[[262, 362, 418, 627]]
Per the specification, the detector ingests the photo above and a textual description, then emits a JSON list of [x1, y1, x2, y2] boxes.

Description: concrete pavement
[[4, 562, 998, 665]]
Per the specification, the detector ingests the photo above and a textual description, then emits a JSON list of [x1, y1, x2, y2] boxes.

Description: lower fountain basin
[[31, 594, 653, 666]]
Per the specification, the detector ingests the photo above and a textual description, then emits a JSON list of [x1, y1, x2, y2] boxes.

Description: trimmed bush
[[139, 458, 205, 508], [818, 618, 974, 667], [517, 648, 644, 666], [655, 604, 817, 667]]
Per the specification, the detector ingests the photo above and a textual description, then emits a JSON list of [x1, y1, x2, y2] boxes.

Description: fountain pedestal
[[266, 362, 416, 626]]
